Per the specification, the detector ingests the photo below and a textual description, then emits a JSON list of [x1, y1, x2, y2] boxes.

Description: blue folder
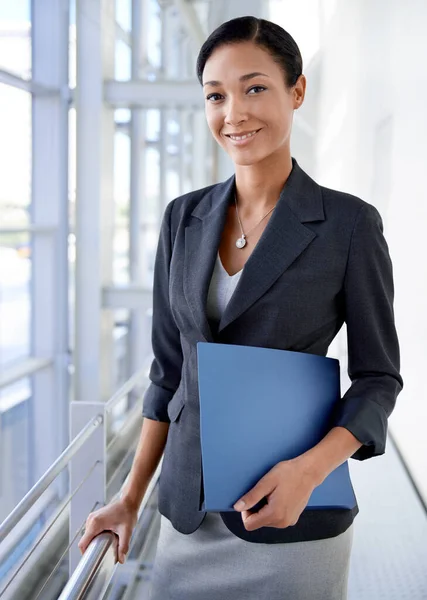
[[196, 342, 357, 512]]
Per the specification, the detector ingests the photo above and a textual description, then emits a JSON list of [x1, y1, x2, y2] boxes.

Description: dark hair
[[196, 16, 303, 90]]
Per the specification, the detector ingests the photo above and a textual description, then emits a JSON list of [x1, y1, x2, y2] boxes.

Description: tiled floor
[[347, 434, 427, 599]]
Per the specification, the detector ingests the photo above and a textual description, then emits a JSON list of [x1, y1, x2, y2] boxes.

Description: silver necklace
[[234, 194, 277, 249]]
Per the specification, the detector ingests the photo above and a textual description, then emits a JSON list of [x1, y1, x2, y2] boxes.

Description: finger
[[117, 527, 131, 564], [112, 533, 120, 564], [242, 503, 275, 531], [233, 477, 274, 512], [118, 541, 129, 564], [78, 518, 105, 554], [78, 530, 96, 554]]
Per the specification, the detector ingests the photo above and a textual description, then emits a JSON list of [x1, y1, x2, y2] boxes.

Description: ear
[[293, 74, 306, 109]]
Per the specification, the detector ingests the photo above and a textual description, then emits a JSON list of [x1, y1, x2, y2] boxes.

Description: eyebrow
[[202, 72, 270, 87]]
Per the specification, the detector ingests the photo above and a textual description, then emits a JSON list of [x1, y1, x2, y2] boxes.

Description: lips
[[225, 129, 261, 140]]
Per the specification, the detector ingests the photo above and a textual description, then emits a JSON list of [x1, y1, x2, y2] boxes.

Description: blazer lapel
[[183, 176, 234, 343], [183, 157, 325, 342]]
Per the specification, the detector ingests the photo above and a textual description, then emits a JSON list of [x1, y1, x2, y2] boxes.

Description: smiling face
[[202, 41, 305, 168]]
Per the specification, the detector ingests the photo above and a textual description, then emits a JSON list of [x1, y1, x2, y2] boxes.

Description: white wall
[[315, 0, 427, 503]]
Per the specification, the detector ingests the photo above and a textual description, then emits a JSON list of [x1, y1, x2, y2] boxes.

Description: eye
[[247, 85, 267, 94], [206, 93, 223, 102], [205, 86, 267, 102]]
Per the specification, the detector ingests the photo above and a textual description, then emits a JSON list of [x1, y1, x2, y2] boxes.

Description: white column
[[75, 0, 115, 404], [31, 0, 70, 490], [127, 0, 152, 397]]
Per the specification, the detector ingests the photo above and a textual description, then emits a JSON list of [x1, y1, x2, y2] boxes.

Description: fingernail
[[234, 500, 245, 510]]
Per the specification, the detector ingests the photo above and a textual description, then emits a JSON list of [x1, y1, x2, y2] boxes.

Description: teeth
[[229, 130, 258, 141]]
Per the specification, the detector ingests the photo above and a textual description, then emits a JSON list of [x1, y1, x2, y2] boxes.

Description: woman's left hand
[[233, 457, 319, 531]]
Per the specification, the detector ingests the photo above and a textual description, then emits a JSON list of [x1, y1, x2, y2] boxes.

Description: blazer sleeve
[[142, 199, 183, 423], [331, 202, 404, 460]]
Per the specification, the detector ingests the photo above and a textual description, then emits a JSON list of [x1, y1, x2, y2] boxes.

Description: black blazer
[[142, 156, 403, 543]]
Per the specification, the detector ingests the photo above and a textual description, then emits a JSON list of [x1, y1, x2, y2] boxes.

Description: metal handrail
[[0, 462, 101, 598], [0, 361, 151, 544], [0, 359, 154, 600], [0, 415, 103, 543], [58, 458, 163, 600]]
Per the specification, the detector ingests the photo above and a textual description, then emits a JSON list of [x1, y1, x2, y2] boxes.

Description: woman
[[79, 16, 403, 600]]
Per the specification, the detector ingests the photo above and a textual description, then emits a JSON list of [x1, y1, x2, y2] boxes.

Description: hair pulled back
[[196, 16, 303, 90]]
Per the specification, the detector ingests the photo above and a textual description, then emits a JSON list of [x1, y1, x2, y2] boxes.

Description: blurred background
[[0, 1, 426, 598]]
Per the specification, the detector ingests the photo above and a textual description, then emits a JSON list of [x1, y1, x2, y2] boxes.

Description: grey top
[[206, 252, 243, 322]]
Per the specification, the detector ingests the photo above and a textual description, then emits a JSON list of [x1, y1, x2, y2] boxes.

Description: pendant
[[236, 235, 246, 249]]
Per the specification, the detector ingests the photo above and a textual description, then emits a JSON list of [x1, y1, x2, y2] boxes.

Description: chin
[[228, 149, 273, 167], [231, 157, 260, 167]]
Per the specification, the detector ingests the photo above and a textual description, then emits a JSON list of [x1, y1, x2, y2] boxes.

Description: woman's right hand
[[78, 497, 139, 564]]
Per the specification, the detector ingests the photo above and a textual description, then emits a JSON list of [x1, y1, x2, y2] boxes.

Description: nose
[[224, 97, 248, 127]]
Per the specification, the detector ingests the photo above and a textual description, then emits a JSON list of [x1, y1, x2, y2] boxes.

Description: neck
[[234, 150, 293, 216]]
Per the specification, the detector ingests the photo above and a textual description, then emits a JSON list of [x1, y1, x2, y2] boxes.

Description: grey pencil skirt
[[148, 511, 354, 600]]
